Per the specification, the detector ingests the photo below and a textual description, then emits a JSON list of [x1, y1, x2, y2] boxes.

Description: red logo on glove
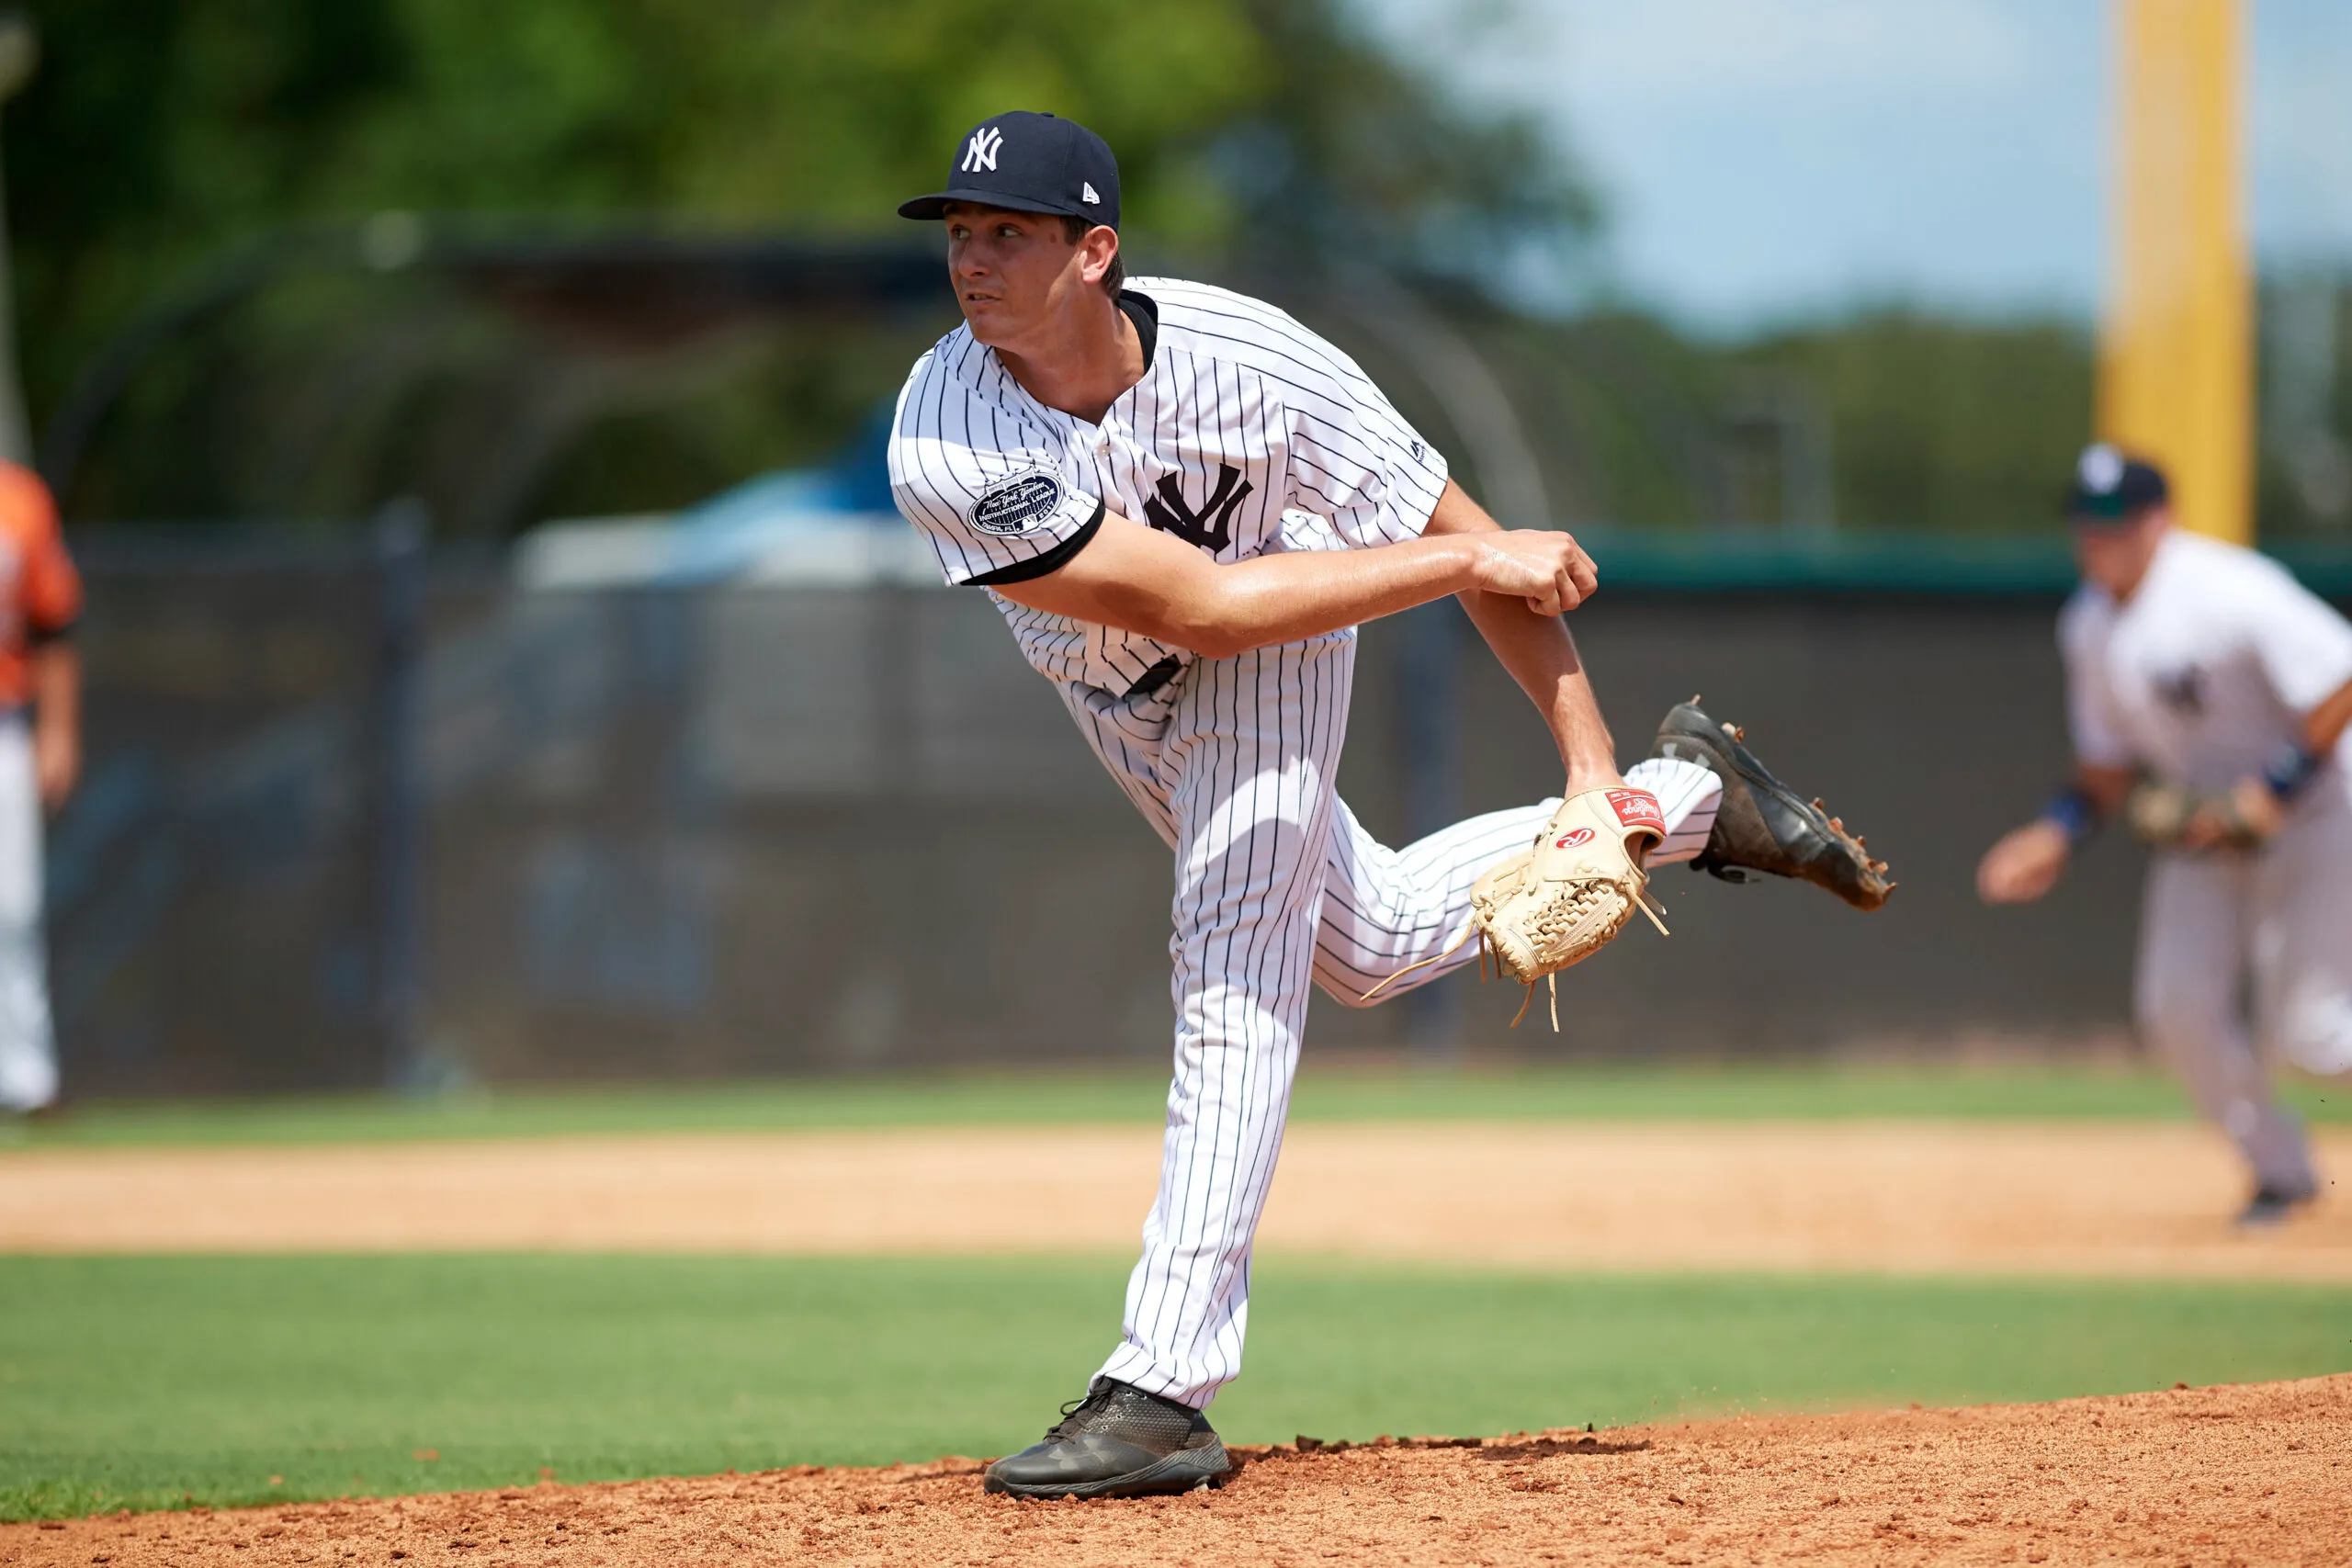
[[1608, 788, 1665, 830], [1554, 828, 1595, 849]]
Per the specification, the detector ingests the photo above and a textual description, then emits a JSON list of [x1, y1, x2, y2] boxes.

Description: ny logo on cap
[[962, 126, 1004, 174], [2077, 442, 2124, 493]]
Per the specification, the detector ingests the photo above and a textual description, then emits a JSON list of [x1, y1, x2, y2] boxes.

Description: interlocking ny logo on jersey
[[962, 127, 1003, 173], [1142, 464, 1254, 554], [2154, 665, 2206, 716]]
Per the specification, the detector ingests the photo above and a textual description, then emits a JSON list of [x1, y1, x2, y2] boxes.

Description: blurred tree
[[1732, 312, 2095, 535], [1433, 305, 2098, 536], [2256, 274, 2352, 540], [1209, 0, 1599, 284], [10, 0, 1594, 429], [5, 1, 2133, 538]]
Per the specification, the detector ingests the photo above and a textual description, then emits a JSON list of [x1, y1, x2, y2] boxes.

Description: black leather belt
[[1125, 655, 1184, 699]]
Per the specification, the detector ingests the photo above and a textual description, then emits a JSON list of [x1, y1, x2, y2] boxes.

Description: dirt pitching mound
[[8, 1377, 2345, 1567]]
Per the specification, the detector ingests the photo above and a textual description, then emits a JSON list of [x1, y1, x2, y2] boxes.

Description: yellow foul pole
[[2098, 0, 2251, 543]]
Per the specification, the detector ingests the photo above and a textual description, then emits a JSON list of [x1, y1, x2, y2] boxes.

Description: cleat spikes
[[1656, 699, 1893, 913]]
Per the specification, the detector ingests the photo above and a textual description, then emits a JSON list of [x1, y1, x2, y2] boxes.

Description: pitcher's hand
[[1464, 530, 1599, 616]]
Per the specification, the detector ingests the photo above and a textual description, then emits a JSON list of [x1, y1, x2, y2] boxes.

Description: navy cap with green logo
[[898, 110, 1120, 231], [2065, 442, 2169, 524]]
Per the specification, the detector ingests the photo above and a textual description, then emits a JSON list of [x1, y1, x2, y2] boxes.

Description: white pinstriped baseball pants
[[0, 714, 55, 1112], [2131, 785, 2352, 1196], [1057, 632, 1720, 1407]]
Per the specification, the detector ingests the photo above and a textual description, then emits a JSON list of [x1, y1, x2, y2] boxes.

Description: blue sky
[[1361, 0, 2352, 330]]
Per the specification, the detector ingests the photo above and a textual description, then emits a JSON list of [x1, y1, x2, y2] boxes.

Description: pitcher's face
[[943, 204, 1091, 348]]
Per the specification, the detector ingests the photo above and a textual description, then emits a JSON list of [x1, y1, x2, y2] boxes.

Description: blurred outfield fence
[[50, 524, 2352, 1099]]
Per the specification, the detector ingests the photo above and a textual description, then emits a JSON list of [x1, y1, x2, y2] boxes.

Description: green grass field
[[2, 1253, 2346, 1522], [5, 1060, 2344, 1149], [4, 1063, 2347, 1523]]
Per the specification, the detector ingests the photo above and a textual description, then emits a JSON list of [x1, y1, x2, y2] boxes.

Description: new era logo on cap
[[899, 110, 1121, 230]]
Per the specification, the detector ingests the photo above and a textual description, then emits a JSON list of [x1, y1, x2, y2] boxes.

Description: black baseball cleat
[[983, 1377, 1231, 1499], [1650, 698, 1894, 911], [2233, 1182, 2318, 1229]]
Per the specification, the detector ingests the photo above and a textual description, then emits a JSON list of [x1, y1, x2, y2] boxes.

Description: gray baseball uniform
[[2063, 525, 2352, 1194]]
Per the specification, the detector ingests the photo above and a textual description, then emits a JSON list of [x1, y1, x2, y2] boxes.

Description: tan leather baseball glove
[[1364, 785, 1669, 1029], [2125, 779, 2276, 851]]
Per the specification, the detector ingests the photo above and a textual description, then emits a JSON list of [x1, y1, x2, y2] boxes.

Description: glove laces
[[1356, 885, 1668, 1032]]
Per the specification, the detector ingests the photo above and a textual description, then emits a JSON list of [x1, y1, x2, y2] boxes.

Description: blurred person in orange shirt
[[0, 460, 78, 1116]]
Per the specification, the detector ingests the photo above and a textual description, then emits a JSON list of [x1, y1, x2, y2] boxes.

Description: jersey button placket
[[1094, 418, 1141, 522]]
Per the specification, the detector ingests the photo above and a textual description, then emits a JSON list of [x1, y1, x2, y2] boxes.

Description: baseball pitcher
[[887, 111, 1891, 1499], [1978, 445, 2352, 1227]]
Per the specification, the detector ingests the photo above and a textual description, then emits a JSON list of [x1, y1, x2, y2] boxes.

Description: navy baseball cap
[[2065, 443, 2169, 523], [898, 110, 1120, 230]]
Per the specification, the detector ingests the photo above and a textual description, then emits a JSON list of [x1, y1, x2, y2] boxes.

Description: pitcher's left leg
[[1101, 635, 1356, 1406], [988, 640, 1356, 1501]]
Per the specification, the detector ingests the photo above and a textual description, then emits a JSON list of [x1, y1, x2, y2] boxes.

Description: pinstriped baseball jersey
[[2062, 529, 2352, 799], [888, 276, 1450, 693], [883, 271, 1723, 1410]]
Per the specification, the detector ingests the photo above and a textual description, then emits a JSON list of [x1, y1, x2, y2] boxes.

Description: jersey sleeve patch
[[969, 468, 1066, 536], [887, 341, 1099, 587]]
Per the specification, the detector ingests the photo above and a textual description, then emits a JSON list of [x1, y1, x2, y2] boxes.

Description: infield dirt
[[1, 1122, 2345, 1278], [6, 1375, 2343, 1567]]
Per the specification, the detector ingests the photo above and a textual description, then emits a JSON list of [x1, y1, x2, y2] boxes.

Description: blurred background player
[[1977, 445, 2352, 1226], [0, 460, 79, 1118]]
